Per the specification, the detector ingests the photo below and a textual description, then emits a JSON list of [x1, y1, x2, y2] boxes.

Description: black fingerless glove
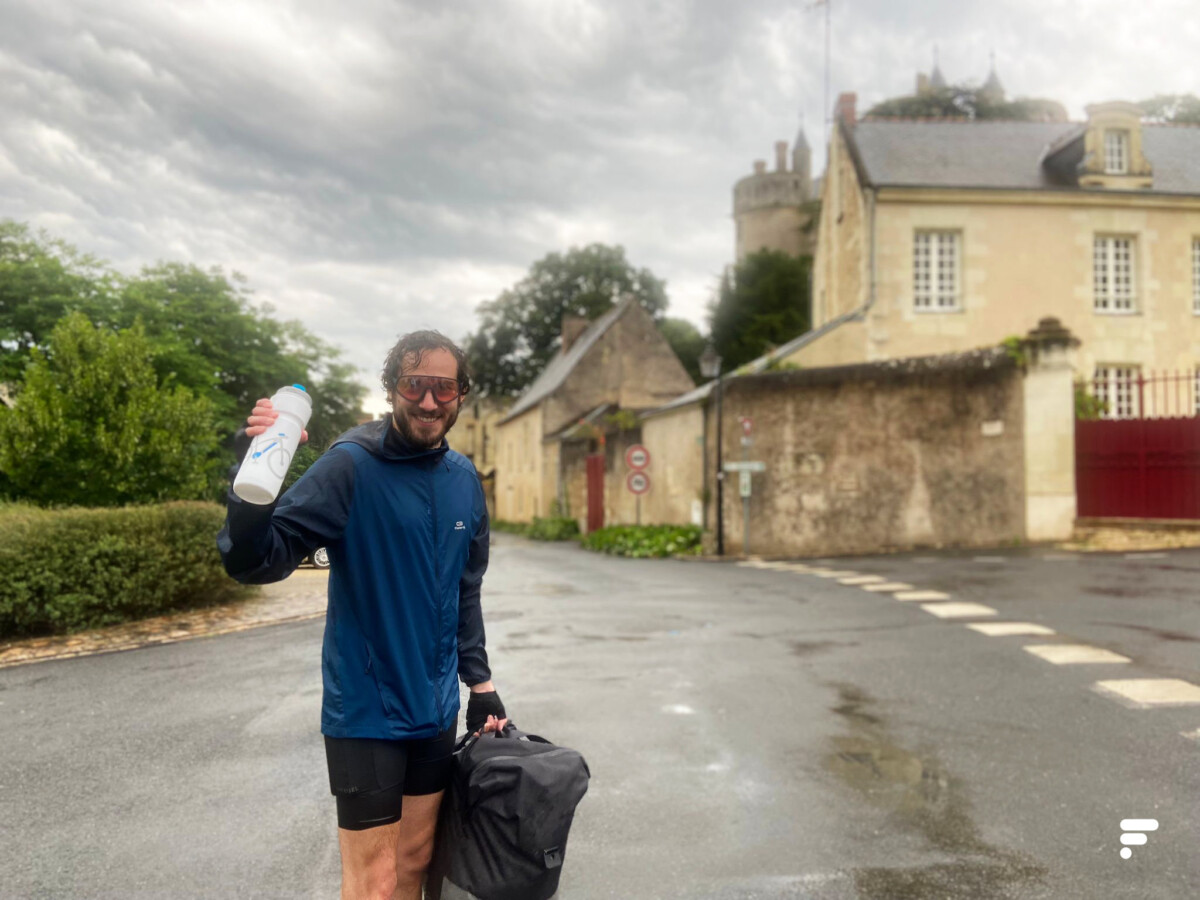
[[465, 690, 506, 735]]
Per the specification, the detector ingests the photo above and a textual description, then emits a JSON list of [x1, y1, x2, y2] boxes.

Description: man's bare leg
[[338, 820, 402, 900], [392, 791, 444, 900]]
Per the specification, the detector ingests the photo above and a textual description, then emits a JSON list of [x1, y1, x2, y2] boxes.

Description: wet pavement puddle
[[825, 684, 1046, 898]]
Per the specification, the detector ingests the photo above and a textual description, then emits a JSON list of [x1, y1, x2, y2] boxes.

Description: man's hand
[[247, 397, 308, 444], [466, 688, 506, 736]]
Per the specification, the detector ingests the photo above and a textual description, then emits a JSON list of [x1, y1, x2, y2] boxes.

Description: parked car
[[307, 547, 330, 569]]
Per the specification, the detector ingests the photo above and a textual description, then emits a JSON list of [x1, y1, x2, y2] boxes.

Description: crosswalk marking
[[919, 602, 998, 619], [967, 622, 1056, 637], [1023, 645, 1130, 665], [1093, 679, 1200, 708], [810, 570, 860, 579], [777, 563, 816, 573], [894, 590, 951, 602], [1182, 728, 1200, 742], [838, 575, 886, 585], [861, 582, 913, 592]]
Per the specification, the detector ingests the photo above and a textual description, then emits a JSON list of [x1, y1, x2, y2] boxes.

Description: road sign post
[[723, 455, 765, 556], [626, 470, 650, 525]]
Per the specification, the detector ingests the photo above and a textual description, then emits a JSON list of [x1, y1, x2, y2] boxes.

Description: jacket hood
[[332, 415, 450, 462]]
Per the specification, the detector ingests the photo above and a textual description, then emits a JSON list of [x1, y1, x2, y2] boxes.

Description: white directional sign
[[625, 444, 651, 470], [627, 471, 650, 495], [723, 461, 766, 473]]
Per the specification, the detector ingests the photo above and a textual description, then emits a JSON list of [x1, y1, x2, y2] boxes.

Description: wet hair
[[380, 330, 471, 401]]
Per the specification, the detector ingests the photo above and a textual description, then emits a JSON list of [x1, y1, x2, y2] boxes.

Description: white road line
[[736, 560, 770, 568], [974, 556, 1006, 563], [777, 563, 816, 573], [861, 582, 913, 592], [810, 570, 860, 579], [919, 602, 998, 619], [967, 622, 1057, 637], [838, 575, 886, 585], [1093, 679, 1200, 708], [1041, 554, 1080, 561], [1023, 645, 1130, 665], [1182, 728, 1200, 742], [1125, 552, 1168, 560], [894, 590, 951, 602]]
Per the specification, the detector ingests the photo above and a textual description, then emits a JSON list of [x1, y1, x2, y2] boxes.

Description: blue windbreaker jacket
[[217, 417, 491, 740]]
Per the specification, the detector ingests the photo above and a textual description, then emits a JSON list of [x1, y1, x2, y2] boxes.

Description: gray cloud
[[1, 0, 1196, 411]]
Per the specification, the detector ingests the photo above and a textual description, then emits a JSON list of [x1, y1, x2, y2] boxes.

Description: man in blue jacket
[[219, 331, 507, 900]]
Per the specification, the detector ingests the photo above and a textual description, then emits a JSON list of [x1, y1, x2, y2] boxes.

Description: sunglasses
[[395, 375, 464, 404]]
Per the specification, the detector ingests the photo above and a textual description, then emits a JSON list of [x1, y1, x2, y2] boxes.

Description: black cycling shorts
[[324, 725, 457, 831]]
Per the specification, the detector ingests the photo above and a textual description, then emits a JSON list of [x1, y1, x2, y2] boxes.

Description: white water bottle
[[233, 385, 314, 505]]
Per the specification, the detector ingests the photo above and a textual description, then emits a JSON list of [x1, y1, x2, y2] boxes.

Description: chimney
[[835, 92, 858, 128], [774, 141, 788, 172], [753, 160, 767, 175], [561, 316, 590, 353]]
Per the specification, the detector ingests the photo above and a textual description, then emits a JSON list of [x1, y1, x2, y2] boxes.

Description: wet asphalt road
[[1, 536, 1198, 899]]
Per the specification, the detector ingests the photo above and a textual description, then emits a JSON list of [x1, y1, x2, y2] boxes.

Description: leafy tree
[[708, 250, 811, 372], [658, 317, 705, 385], [866, 86, 1067, 122], [1137, 94, 1200, 124], [0, 222, 366, 490], [0, 313, 219, 506], [465, 244, 668, 397], [0, 221, 119, 387]]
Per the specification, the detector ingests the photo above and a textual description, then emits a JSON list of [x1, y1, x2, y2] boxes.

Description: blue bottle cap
[[292, 384, 307, 391]]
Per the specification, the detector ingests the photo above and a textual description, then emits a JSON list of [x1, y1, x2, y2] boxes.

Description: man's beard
[[391, 401, 459, 449]]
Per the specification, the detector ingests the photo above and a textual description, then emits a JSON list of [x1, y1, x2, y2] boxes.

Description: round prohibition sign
[[625, 444, 651, 470], [626, 471, 651, 495]]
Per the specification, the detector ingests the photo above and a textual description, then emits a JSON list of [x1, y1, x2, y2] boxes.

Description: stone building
[[733, 122, 817, 260], [492, 298, 694, 524], [785, 91, 1200, 416]]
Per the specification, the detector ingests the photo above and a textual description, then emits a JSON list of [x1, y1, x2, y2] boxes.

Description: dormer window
[[1104, 130, 1130, 174]]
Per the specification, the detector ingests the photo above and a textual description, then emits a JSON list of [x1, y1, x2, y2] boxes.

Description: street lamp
[[699, 343, 724, 556]]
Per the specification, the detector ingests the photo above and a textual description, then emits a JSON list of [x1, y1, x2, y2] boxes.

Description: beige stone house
[[789, 92, 1200, 418], [446, 396, 509, 519], [493, 298, 694, 524]]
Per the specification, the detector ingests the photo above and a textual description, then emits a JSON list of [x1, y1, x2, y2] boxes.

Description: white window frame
[[1192, 238, 1200, 315], [1093, 235, 1137, 314], [1104, 130, 1129, 175], [913, 230, 961, 312], [1094, 365, 1141, 419]]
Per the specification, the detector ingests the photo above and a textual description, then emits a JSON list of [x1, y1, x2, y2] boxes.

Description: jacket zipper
[[430, 461, 444, 726]]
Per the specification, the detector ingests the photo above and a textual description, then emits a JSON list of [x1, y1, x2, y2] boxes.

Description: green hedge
[[492, 517, 580, 541], [581, 524, 703, 558], [0, 502, 255, 639]]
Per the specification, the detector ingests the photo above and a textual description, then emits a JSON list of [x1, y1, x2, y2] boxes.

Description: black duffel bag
[[427, 723, 590, 900]]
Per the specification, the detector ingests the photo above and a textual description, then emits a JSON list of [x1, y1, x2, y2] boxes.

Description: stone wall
[[706, 348, 1027, 556]]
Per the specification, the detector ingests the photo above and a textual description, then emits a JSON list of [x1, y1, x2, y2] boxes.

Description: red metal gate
[[586, 454, 605, 533], [1076, 371, 1200, 519]]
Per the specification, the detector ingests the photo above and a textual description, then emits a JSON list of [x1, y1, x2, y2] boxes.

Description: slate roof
[[850, 120, 1200, 195], [498, 298, 632, 425], [642, 308, 862, 419]]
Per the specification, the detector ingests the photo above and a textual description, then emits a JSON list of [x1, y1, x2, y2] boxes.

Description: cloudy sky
[[3, 0, 1198, 412]]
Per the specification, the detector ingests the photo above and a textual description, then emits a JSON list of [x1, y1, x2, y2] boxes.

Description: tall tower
[[979, 52, 1005, 105], [732, 123, 816, 262]]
